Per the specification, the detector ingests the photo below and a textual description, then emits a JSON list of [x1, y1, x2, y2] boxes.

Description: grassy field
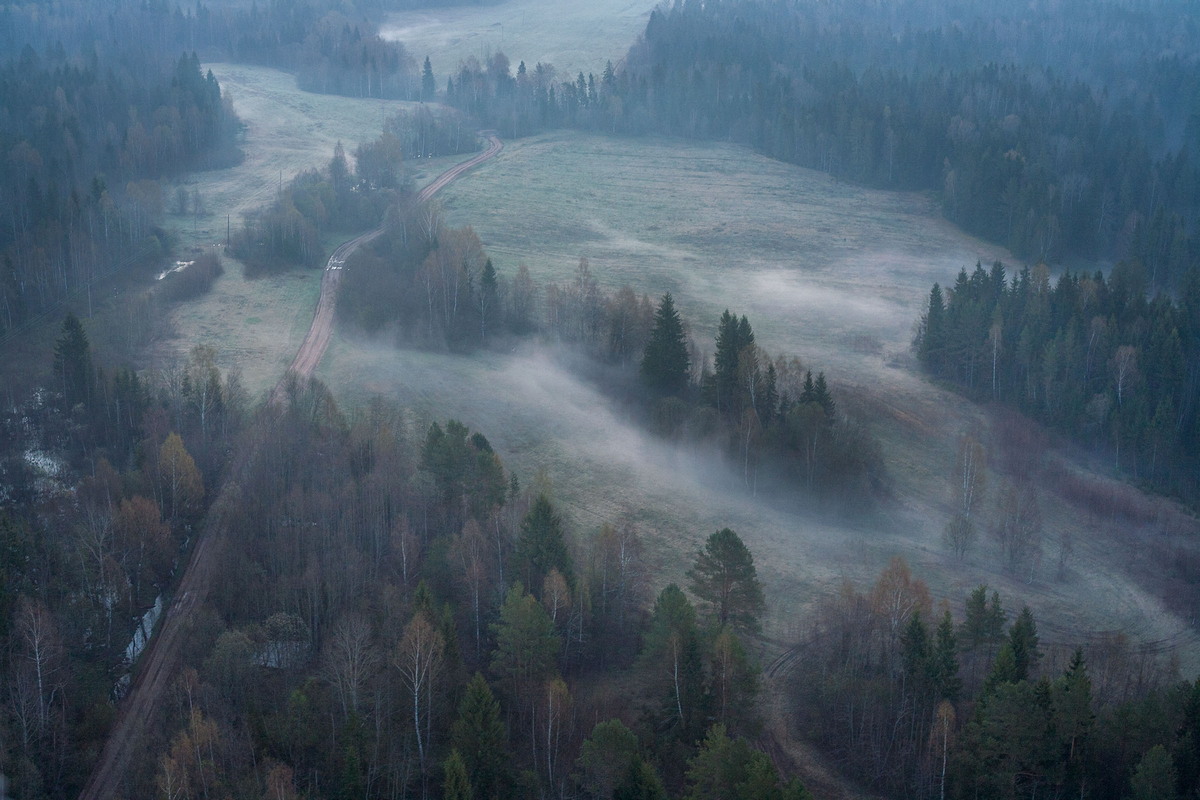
[[148, 58, 1197, 672], [380, 0, 657, 79], [321, 130, 1200, 671], [153, 64, 472, 396]]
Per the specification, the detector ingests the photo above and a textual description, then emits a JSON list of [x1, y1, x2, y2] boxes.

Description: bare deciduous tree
[[451, 518, 490, 657], [993, 480, 1043, 581], [394, 612, 445, 774], [12, 598, 63, 741], [945, 432, 987, 559], [322, 613, 378, 719]]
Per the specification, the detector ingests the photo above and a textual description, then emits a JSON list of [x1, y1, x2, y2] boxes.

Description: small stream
[[113, 595, 163, 699]]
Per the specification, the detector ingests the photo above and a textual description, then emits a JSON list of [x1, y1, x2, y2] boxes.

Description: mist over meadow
[[1, 1, 1198, 799]]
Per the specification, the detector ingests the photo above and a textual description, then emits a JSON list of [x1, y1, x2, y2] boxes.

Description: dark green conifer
[[451, 674, 510, 800], [1008, 606, 1040, 681], [514, 494, 574, 593], [919, 283, 946, 373], [931, 609, 962, 701], [641, 293, 690, 396], [53, 313, 93, 408], [422, 55, 436, 100]]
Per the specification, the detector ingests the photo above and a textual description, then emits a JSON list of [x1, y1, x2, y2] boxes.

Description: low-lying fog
[[319, 131, 1197, 669], [326, 336, 884, 637], [323, 328, 1195, 669]]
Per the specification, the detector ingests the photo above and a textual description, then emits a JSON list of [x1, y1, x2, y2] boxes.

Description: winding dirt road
[[79, 133, 502, 800], [270, 132, 503, 401]]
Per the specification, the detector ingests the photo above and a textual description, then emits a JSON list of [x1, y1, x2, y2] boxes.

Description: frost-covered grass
[[322, 130, 1200, 671], [381, 0, 657, 80], [153, 64, 447, 396]]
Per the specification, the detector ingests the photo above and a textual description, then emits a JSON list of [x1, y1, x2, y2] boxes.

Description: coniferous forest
[[443, 0, 1200, 288], [0, 42, 236, 336], [916, 261, 1200, 503]]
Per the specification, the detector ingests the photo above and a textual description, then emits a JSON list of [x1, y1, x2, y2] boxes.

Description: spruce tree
[[613, 759, 668, 800], [919, 283, 946, 373], [640, 293, 690, 396], [576, 719, 639, 799], [1008, 606, 1040, 680], [758, 363, 779, 426], [900, 612, 930, 684], [490, 584, 560, 697], [812, 372, 835, 416], [640, 585, 707, 742], [480, 258, 498, 342], [422, 56, 436, 101], [514, 494, 574, 594], [451, 675, 508, 800], [931, 609, 961, 701], [443, 750, 473, 800], [53, 312, 93, 409], [710, 310, 740, 411]]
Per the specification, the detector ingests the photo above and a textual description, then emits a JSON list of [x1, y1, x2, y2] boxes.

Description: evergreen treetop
[[640, 292, 690, 397]]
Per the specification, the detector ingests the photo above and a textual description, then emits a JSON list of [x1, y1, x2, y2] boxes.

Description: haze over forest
[[1, 2, 1199, 800]]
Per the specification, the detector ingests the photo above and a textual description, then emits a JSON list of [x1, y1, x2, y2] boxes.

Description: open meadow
[[321, 129, 1200, 670], [153, 64, 469, 394], [380, 0, 658, 79]]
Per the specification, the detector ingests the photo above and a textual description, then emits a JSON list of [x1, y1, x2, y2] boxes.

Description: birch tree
[[396, 611, 445, 772]]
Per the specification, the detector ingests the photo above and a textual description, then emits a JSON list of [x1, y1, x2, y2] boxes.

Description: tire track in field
[[79, 133, 502, 800]]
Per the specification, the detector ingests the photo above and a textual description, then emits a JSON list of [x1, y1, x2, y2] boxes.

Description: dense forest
[[3, 1, 1200, 799], [4, 323, 1199, 798], [442, 0, 1200, 288], [0, 316, 246, 796], [790, 565, 1200, 799], [0, 42, 236, 337], [915, 261, 1200, 504], [0, 0, 445, 339], [120, 378, 808, 799], [0, 0, 421, 101]]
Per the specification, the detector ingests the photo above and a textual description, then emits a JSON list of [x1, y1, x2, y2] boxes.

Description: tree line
[[1, 0, 423, 101], [916, 260, 1200, 504], [790, 559, 1200, 800], [0, 0, 461, 339], [0, 42, 238, 337], [437, 0, 1200, 290]]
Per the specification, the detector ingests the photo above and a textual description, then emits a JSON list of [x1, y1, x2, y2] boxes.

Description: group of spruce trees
[[917, 260, 1200, 502], [639, 294, 879, 501]]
